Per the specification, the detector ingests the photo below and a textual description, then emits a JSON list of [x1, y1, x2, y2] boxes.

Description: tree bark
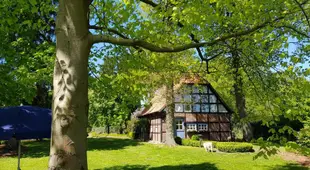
[[232, 50, 253, 142], [165, 82, 176, 146], [48, 0, 91, 169]]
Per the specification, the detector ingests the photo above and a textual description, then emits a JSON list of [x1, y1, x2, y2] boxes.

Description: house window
[[193, 86, 200, 93], [186, 123, 197, 132], [174, 94, 182, 102], [202, 86, 208, 93], [210, 104, 217, 112], [201, 95, 208, 103], [184, 95, 191, 103], [176, 119, 183, 130], [175, 104, 183, 112], [183, 85, 192, 94], [201, 104, 209, 112], [209, 95, 217, 103], [218, 104, 228, 113], [209, 88, 213, 94], [198, 123, 208, 131], [192, 94, 200, 103], [193, 104, 200, 112], [184, 104, 192, 112]]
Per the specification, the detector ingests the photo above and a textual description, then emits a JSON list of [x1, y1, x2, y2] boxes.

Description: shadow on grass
[[88, 137, 139, 151], [21, 139, 50, 158], [19, 137, 139, 158], [268, 163, 309, 170], [94, 163, 218, 170]]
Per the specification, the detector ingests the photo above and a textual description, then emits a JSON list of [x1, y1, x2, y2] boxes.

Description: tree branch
[[90, 34, 207, 52], [90, 16, 285, 52], [293, 0, 310, 29], [275, 25, 310, 38], [89, 25, 128, 39], [140, 0, 158, 7]]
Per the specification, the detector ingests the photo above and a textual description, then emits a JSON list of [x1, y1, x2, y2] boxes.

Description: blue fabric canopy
[[0, 106, 52, 140]]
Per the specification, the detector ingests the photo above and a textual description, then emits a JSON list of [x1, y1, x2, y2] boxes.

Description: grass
[[0, 137, 307, 170]]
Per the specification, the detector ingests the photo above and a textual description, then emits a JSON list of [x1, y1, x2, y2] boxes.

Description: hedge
[[182, 139, 201, 147], [191, 135, 200, 141], [216, 142, 254, 152]]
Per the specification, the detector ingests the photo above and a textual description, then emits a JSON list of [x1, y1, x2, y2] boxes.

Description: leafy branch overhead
[[88, 0, 309, 55]]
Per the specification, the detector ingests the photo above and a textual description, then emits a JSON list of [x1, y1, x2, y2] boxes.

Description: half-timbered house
[[138, 78, 233, 142]]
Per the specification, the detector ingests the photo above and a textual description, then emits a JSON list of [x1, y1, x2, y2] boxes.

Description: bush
[[191, 135, 200, 141], [297, 125, 310, 148], [175, 137, 182, 145], [182, 139, 201, 147], [216, 142, 254, 152], [128, 132, 135, 139], [285, 141, 310, 156], [126, 118, 149, 140]]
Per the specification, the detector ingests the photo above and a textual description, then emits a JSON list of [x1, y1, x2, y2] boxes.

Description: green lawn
[[0, 137, 307, 170]]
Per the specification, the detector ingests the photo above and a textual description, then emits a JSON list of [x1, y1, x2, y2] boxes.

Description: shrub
[[128, 132, 135, 139], [285, 141, 310, 156], [297, 124, 310, 148], [191, 135, 200, 141], [216, 142, 254, 152], [182, 139, 201, 147], [175, 137, 182, 145], [126, 118, 149, 140]]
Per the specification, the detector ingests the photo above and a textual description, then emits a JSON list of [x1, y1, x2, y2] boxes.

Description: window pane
[[209, 95, 217, 103], [175, 104, 183, 112], [184, 95, 191, 103], [193, 104, 200, 112], [184, 104, 192, 112], [183, 85, 192, 94], [193, 86, 199, 93], [203, 86, 208, 93], [174, 94, 182, 102], [201, 104, 209, 112], [201, 95, 208, 103], [210, 104, 217, 112], [186, 123, 197, 131], [209, 88, 213, 94], [192, 94, 200, 103], [198, 123, 208, 131], [218, 104, 228, 113]]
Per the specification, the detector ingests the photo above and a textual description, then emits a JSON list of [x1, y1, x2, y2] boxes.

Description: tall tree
[[1, 0, 308, 169]]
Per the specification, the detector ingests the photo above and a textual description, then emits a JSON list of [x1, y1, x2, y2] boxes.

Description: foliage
[[297, 118, 310, 148], [182, 139, 202, 147], [191, 135, 200, 141], [126, 117, 149, 140], [174, 136, 182, 145], [216, 142, 254, 153], [0, 0, 55, 106], [285, 141, 310, 156]]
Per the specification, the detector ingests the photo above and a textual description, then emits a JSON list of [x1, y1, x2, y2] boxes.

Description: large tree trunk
[[48, 0, 91, 169], [165, 82, 176, 146], [232, 51, 253, 142]]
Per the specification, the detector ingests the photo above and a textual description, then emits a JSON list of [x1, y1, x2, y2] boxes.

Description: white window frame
[[198, 123, 208, 132], [186, 123, 197, 132]]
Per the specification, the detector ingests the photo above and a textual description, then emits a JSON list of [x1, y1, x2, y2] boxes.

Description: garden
[[0, 135, 308, 170]]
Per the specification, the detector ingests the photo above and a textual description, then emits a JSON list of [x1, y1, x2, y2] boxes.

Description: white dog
[[203, 142, 213, 152]]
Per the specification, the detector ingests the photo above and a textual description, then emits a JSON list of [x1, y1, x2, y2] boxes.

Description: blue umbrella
[[0, 106, 52, 140], [0, 106, 52, 170]]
